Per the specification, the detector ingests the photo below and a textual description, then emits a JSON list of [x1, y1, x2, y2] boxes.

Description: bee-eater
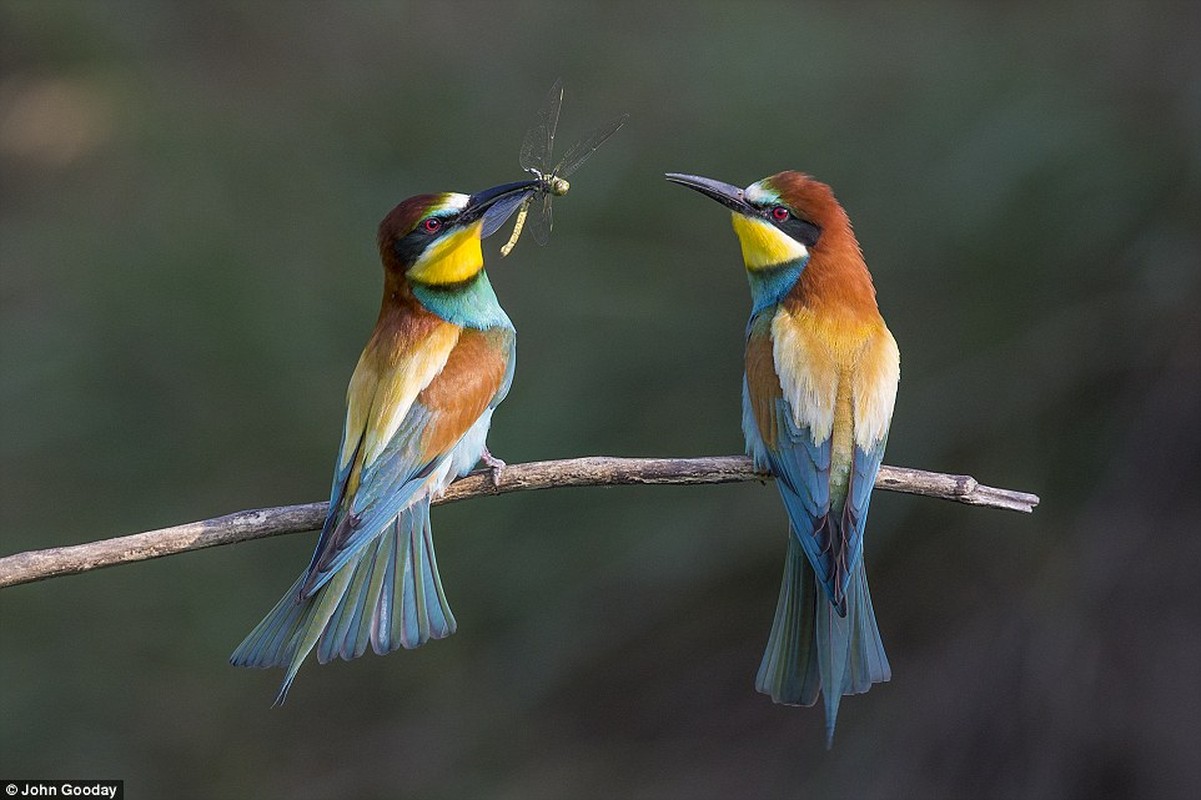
[[665, 171, 899, 745], [231, 179, 537, 702]]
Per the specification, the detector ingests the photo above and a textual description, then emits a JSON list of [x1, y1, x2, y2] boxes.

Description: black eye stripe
[[394, 216, 450, 262], [758, 205, 822, 248], [780, 216, 821, 248]]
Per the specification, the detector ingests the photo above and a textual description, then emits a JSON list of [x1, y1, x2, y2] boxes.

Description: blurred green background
[[2, 1, 1199, 797]]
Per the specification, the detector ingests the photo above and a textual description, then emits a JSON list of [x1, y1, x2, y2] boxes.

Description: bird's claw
[[481, 447, 506, 487]]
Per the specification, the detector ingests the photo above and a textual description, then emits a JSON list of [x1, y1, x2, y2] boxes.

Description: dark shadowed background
[[2, 2, 1199, 798]]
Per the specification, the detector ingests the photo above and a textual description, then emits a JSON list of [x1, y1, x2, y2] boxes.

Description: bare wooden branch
[[0, 455, 1038, 589]]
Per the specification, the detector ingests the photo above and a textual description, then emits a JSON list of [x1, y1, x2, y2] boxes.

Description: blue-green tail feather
[[230, 498, 456, 702], [755, 537, 890, 746], [755, 536, 820, 706]]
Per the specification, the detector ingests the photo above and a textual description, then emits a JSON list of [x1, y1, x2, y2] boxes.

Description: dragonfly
[[491, 78, 628, 256]]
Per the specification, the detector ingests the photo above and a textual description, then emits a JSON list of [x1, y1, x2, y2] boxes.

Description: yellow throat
[[730, 214, 810, 270], [406, 220, 485, 285]]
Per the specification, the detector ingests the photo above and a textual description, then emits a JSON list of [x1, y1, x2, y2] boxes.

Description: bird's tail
[[755, 535, 890, 746], [229, 498, 456, 703]]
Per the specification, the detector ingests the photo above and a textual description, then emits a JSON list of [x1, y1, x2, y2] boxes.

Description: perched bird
[[231, 179, 537, 702], [665, 171, 899, 745]]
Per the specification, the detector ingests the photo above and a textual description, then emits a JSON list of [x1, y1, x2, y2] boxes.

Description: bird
[[665, 170, 899, 746], [230, 179, 538, 703]]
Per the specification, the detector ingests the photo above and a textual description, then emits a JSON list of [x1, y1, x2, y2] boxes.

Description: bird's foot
[[480, 447, 506, 488]]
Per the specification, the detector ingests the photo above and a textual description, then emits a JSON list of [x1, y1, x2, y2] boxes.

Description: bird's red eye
[[771, 206, 790, 222], [421, 217, 442, 233]]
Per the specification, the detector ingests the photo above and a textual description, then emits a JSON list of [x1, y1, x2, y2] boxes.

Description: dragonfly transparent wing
[[557, 113, 629, 178], [528, 188, 554, 246], [511, 81, 628, 248], [480, 188, 535, 239], [518, 78, 564, 175]]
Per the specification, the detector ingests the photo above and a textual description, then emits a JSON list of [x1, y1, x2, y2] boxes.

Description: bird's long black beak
[[465, 179, 539, 237], [665, 172, 755, 215]]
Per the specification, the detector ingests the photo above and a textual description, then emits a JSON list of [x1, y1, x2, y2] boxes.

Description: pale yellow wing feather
[[339, 322, 462, 468], [771, 305, 898, 451]]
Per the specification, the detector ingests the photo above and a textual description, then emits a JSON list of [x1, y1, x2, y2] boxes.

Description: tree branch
[[0, 455, 1038, 589]]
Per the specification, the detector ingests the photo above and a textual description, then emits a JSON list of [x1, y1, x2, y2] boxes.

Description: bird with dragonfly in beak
[[231, 178, 539, 702]]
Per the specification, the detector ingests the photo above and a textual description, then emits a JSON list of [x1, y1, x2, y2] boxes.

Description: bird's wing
[[844, 324, 900, 560], [756, 310, 899, 612], [301, 324, 514, 596], [745, 320, 833, 593], [742, 310, 835, 610]]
